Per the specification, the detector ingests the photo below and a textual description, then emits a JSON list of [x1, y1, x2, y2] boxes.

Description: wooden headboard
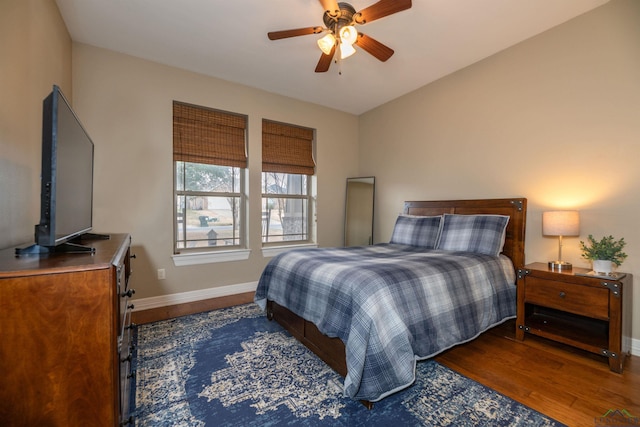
[[403, 198, 527, 270]]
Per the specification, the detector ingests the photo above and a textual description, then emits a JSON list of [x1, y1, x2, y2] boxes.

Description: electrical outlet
[[157, 268, 166, 280]]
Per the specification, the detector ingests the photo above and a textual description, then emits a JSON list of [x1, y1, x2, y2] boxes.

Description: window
[[173, 101, 247, 253], [262, 119, 315, 244]]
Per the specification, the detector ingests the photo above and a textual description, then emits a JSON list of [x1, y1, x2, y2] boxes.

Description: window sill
[[172, 249, 251, 266], [262, 243, 318, 258]]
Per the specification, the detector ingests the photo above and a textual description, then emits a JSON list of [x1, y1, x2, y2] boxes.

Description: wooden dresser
[[516, 262, 633, 373], [0, 234, 135, 426]]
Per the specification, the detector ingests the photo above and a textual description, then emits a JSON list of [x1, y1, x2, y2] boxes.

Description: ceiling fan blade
[[318, 0, 340, 16], [355, 0, 412, 24], [315, 45, 336, 72], [268, 26, 323, 40], [355, 33, 394, 62]]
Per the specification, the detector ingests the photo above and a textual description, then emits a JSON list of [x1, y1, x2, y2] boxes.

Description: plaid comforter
[[254, 243, 516, 402]]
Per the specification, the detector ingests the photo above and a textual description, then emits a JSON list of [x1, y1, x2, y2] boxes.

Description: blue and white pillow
[[390, 215, 442, 249], [436, 214, 509, 256]]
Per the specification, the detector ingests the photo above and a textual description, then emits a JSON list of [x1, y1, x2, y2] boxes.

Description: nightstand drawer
[[525, 276, 609, 320]]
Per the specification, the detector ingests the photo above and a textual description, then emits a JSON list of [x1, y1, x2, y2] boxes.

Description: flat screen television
[[16, 85, 103, 255]]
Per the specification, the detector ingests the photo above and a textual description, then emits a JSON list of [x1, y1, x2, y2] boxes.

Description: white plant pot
[[592, 260, 612, 274]]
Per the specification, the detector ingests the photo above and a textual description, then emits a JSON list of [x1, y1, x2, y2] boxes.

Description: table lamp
[[542, 210, 580, 271]]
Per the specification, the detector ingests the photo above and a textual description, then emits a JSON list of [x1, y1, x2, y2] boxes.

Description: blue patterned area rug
[[132, 303, 565, 426]]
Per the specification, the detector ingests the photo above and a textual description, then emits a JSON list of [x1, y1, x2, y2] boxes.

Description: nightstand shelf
[[523, 308, 608, 353], [516, 262, 633, 373]]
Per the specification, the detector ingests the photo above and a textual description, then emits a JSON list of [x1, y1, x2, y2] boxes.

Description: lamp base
[[549, 260, 572, 271]]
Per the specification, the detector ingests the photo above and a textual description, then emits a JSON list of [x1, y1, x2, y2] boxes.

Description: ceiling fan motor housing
[[323, 2, 356, 34]]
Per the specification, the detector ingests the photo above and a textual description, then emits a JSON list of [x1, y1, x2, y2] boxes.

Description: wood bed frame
[[266, 198, 527, 405]]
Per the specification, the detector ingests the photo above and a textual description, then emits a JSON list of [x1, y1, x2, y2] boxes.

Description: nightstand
[[516, 262, 633, 373]]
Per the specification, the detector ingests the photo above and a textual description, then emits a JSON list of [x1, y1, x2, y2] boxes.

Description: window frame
[[261, 119, 316, 248], [172, 101, 248, 258], [174, 163, 246, 253]]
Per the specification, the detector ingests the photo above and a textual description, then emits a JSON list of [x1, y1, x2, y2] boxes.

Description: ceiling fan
[[267, 0, 412, 73]]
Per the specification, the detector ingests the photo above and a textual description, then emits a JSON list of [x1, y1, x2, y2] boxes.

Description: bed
[[255, 198, 527, 405]]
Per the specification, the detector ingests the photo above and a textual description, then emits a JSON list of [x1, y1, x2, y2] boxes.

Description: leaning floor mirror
[[344, 177, 375, 247]]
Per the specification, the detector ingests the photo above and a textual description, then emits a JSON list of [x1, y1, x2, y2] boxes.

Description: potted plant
[[579, 234, 628, 273]]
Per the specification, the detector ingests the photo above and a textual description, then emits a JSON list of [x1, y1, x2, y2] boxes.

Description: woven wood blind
[[262, 120, 315, 175], [173, 101, 247, 168]]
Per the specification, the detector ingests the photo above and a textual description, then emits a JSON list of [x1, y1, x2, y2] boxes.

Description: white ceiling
[[55, 0, 609, 115]]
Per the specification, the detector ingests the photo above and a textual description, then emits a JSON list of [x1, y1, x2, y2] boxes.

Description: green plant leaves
[[579, 234, 628, 266]]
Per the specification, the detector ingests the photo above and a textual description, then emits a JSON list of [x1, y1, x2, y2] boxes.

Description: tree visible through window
[[261, 172, 308, 242]]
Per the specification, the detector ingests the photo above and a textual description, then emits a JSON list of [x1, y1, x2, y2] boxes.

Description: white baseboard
[[131, 282, 640, 357], [131, 281, 258, 312]]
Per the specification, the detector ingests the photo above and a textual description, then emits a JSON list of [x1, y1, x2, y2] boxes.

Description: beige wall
[[71, 44, 359, 299], [3, 0, 639, 342], [0, 0, 72, 249], [360, 0, 640, 340]]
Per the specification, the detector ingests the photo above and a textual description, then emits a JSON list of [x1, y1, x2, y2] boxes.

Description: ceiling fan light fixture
[[317, 33, 336, 55], [340, 41, 356, 59], [339, 25, 357, 45], [269, 0, 413, 73]]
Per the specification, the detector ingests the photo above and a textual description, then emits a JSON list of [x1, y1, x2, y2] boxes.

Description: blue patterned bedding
[[254, 243, 517, 402]]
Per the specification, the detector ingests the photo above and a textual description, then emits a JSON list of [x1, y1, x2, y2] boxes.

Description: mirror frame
[[344, 176, 375, 246]]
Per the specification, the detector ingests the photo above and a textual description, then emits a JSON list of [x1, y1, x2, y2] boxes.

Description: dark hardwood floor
[[435, 319, 640, 427], [131, 291, 255, 325], [133, 294, 639, 426]]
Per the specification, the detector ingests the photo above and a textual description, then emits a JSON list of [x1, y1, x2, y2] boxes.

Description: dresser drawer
[[120, 343, 134, 425], [524, 276, 609, 320]]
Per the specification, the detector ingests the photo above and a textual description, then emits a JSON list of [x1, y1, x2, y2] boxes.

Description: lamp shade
[[340, 41, 356, 59], [317, 33, 336, 55], [339, 25, 357, 45], [542, 211, 580, 236]]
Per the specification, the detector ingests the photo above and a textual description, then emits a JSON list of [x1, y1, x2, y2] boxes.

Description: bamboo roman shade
[[262, 119, 315, 175], [173, 101, 247, 168]]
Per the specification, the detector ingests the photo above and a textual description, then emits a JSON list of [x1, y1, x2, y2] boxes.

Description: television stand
[[15, 242, 96, 256], [72, 232, 111, 242], [1, 234, 135, 425]]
